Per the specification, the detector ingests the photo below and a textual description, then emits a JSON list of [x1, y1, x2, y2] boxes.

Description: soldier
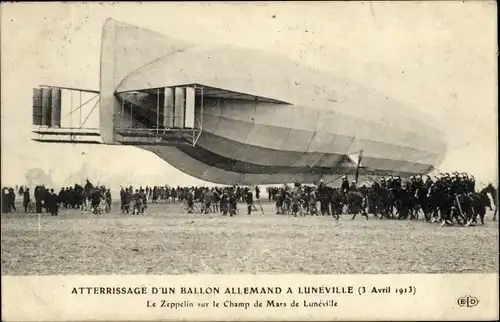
[[350, 180, 357, 192], [394, 176, 402, 189], [340, 176, 350, 194], [91, 188, 103, 215], [451, 175, 464, 196], [409, 176, 418, 195], [416, 175, 424, 187], [387, 175, 394, 190], [424, 175, 433, 189], [380, 177, 387, 189], [469, 175, 476, 193], [255, 186, 260, 200]]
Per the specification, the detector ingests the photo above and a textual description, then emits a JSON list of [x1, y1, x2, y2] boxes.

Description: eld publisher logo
[[457, 295, 479, 308]]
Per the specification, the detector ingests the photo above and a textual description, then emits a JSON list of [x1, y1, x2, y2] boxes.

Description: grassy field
[[1, 201, 498, 275]]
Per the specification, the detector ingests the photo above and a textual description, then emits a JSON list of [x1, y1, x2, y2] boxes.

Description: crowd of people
[[1, 183, 112, 216], [118, 185, 260, 216], [267, 172, 497, 226], [2, 172, 497, 227]]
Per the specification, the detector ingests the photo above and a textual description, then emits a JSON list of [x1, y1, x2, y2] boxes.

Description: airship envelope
[[98, 19, 446, 185]]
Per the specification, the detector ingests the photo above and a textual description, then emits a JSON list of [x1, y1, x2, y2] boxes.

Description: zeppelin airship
[[31, 19, 447, 185]]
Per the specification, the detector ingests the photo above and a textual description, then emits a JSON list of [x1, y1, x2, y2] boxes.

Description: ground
[[1, 201, 498, 275]]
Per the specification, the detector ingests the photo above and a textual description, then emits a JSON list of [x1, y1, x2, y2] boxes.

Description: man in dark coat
[[23, 188, 31, 213], [49, 189, 59, 216], [245, 188, 254, 215]]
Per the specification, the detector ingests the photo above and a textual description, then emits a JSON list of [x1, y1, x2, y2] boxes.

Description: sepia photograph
[[1, 0, 498, 283]]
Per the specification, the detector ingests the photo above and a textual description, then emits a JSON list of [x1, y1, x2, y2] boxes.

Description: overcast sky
[[1, 2, 497, 189]]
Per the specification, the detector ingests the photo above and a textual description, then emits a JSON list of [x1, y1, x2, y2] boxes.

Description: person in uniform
[[387, 175, 394, 190], [380, 177, 387, 189], [350, 180, 357, 192], [91, 188, 103, 215], [469, 175, 476, 193], [424, 175, 433, 188], [451, 174, 464, 196], [340, 176, 350, 194]]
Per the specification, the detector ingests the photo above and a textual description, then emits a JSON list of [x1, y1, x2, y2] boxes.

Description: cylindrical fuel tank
[[32, 88, 43, 125], [50, 88, 62, 127], [41, 88, 52, 126], [173, 87, 185, 128], [163, 87, 175, 128]]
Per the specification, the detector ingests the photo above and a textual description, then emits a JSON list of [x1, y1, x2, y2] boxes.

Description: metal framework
[[32, 86, 102, 144], [113, 84, 205, 147]]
